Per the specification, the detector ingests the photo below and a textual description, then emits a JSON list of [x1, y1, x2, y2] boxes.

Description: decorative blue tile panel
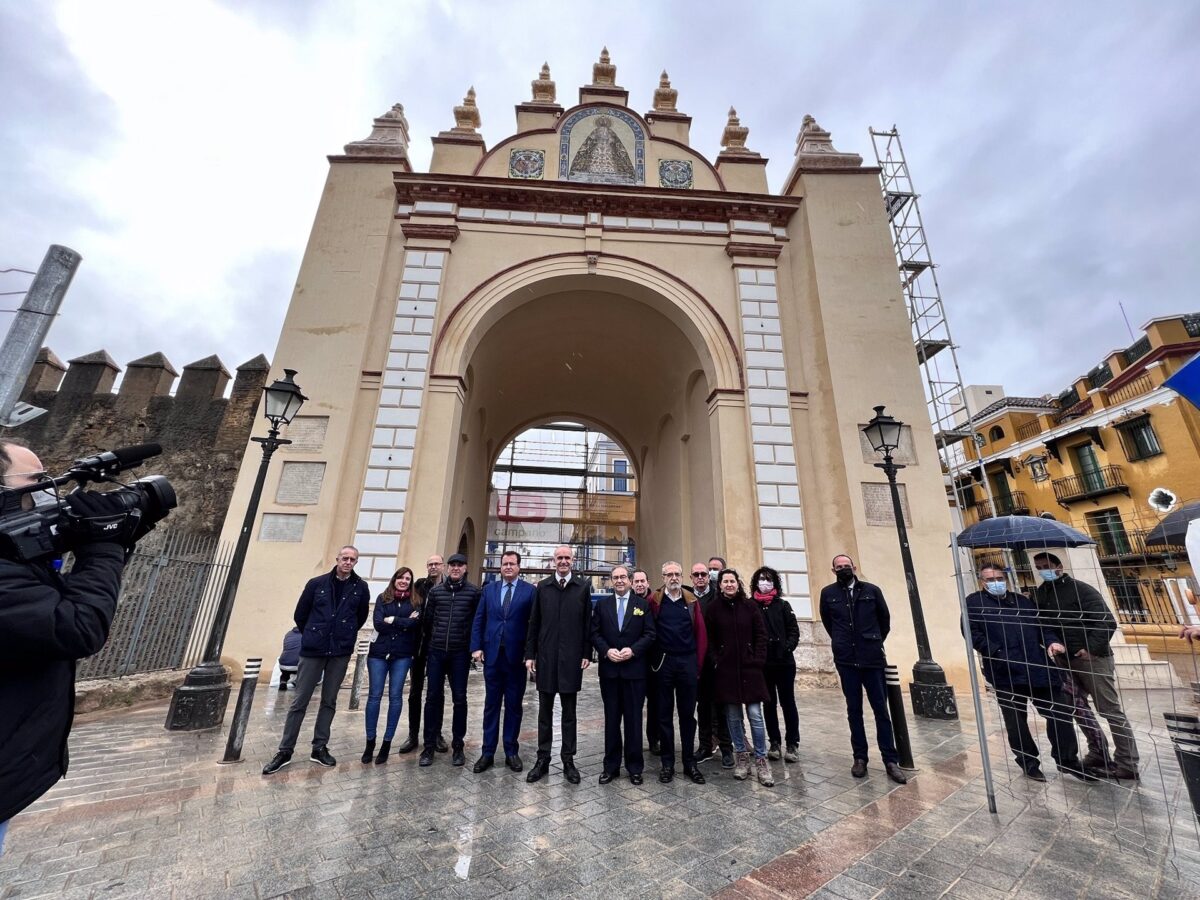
[[559, 107, 645, 185], [659, 159, 693, 189], [509, 148, 545, 179]]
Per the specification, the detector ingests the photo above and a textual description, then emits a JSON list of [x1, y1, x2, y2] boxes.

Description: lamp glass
[[263, 370, 306, 426], [863, 406, 903, 454]]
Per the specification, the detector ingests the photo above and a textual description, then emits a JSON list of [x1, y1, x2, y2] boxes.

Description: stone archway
[[400, 274, 758, 584]]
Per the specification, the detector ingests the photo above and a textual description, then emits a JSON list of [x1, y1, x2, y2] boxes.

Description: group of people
[[262, 545, 912, 788], [964, 554, 1141, 782]]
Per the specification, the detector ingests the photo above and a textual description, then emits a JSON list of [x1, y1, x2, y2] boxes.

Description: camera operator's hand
[[60, 490, 141, 546]]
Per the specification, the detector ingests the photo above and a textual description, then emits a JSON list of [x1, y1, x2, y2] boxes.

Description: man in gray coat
[[525, 546, 592, 784]]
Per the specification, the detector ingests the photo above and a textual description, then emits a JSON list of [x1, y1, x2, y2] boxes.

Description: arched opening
[[430, 279, 747, 583], [485, 421, 638, 590]]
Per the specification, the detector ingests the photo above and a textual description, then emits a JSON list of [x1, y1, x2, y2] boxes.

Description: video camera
[[0, 443, 177, 562]]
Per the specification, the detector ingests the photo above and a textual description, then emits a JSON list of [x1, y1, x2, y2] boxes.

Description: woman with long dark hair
[[363, 567, 421, 765], [704, 568, 773, 786], [750, 565, 801, 764]]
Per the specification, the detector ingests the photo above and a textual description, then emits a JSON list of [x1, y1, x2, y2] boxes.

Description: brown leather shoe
[[1108, 765, 1140, 781], [851, 759, 868, 778], [885, 762, 908, 784]]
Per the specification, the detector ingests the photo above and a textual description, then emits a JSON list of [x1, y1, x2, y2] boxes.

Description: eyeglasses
[[2, 470, 48, 482]]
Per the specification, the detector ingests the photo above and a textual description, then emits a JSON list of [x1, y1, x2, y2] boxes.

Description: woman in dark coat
[[704, 569, 773, 786], [750, 565, 801, 764], [363, 567, 421, 765]]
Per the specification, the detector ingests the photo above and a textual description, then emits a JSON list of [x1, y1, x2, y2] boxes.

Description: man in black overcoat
[[591, 565, 657, 785], [525, 545, 592, 784]]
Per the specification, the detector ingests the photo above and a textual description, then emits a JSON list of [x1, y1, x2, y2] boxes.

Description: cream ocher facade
[[220, 54, 968, 687]]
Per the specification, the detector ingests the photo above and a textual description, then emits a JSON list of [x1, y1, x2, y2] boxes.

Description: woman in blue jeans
[[363, 567, 421, 765], [704, 569, 774, 786]]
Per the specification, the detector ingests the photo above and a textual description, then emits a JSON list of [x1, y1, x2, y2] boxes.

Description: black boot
[[397, 734, 418, 753], [375, 740, 391, 765], [361, 739, 376, 764]]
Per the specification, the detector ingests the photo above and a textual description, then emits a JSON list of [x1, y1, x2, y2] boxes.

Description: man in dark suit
[[591, 565, 657, 785], [470, 550, 536, 773], [525, 546, 592, 784]]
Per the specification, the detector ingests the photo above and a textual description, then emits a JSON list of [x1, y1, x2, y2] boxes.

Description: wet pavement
[[1, 669, 1198, 898]]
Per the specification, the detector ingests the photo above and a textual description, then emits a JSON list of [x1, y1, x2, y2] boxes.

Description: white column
[[737, 266, 811, 617]]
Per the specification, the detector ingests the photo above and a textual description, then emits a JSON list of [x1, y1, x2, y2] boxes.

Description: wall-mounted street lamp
[[166, 370, 307, 731], [863, 405, 958, 720]]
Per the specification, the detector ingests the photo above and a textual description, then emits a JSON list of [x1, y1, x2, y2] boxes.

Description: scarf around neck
[[752, 588, 777, 606]]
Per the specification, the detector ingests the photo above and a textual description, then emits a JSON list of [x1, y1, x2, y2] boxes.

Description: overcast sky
[[2, 1, 1197, 402]]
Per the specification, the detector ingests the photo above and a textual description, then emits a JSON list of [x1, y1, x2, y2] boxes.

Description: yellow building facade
[[219, 54, 967, 688], [954, 313, 1200, 665]]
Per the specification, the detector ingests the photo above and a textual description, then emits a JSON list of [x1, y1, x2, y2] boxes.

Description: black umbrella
[[956, 515, 1095, 550], [1144, 501, 1200, 548]]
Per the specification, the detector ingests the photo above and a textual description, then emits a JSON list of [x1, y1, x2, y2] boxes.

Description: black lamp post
[[166, 370, 307, 731], [862, 405, 958, 720]]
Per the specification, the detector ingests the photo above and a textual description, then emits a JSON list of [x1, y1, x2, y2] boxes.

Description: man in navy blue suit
[[591, 565, 657, 785], [470, 550, 536, 773]]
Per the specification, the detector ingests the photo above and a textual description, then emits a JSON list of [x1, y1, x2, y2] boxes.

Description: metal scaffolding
[[869, 126, 988, 513]]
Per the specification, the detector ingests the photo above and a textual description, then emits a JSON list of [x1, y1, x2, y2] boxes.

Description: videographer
[[0, 438, 137, 855]]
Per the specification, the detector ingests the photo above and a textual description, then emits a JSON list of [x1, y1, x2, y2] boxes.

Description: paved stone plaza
[[1, 672, 1198, 899]]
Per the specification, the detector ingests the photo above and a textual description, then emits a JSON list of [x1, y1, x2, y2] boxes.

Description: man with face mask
[[0, 439, 136, 855], [1032, 552, 1138, 780], [818, 555, 907, 784], [965, 562, 1096, 783]]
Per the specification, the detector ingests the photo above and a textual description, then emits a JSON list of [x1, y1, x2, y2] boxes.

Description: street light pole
[[863, 406, 958, 720], [166, 370, 307, 731]]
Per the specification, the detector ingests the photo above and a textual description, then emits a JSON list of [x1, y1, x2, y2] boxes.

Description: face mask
[[1038, 570, 1059, 582], [984, 581, 1007, 597], [756, 579, 774, 593], [709, 569, 719, 580], [835, 568, 854, 585]]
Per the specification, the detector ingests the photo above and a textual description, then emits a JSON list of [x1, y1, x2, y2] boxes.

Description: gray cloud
[[1, 0, 1197, 405]]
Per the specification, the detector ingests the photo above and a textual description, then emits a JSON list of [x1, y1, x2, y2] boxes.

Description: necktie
[[559, 578, 567, 590], [617, 595, 626, 630], [502, 582, 513, 618]]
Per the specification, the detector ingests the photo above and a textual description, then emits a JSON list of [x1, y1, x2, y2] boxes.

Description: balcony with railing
[[1093, 527, 1184, 562], [1015, 419, 1043, 442], [962, 491, 1031, 525], [1052, 465, 1129, 503], [1122, 335, 1152, 366], [1052, 396, 1093, 425], [1104, 373, 1155, 406]]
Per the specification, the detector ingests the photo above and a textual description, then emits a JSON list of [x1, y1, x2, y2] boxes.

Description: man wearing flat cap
[[419, 553, 481, 767]]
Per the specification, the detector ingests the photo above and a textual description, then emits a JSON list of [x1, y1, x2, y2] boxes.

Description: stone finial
[[531, 62, 557, 104], [592, 47, 616, 85], [344, 102, 411, 158], [453, 87, 481, 132], [653, 70, 678, 112], [721, 107, 751, 153], [793, 114, 863, 168]]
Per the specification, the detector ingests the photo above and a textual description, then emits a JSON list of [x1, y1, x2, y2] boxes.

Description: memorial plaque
[[260, 513, 307, 542], [284, 416, 329, 452], [862, 482, 912, 527], [276, 462, 326, 505]]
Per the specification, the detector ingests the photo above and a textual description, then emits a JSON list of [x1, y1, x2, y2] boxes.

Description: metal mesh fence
[[950, 528, 1200, 884]]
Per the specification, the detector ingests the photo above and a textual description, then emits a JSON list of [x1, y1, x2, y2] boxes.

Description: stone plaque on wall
[[284, 416, 329, 452], [858, 424, 918, 466], [276, 462, 326, 505], [862, 482, 912, 527], [260, 513, 306, 542]]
